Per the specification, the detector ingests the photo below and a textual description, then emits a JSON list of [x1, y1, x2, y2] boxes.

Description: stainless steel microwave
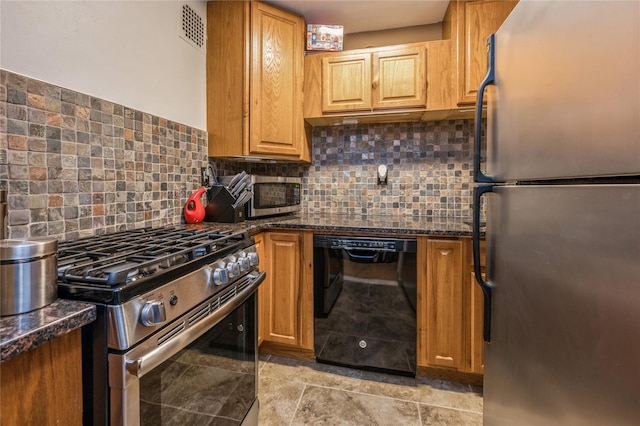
[[218, 175, 301, 219], [248, 175, 301, 218]]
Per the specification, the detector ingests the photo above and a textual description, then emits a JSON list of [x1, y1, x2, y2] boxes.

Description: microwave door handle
[[474, 33, 496, 184], [473, 185, 494, 342]]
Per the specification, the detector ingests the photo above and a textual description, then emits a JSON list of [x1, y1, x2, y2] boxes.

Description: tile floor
[[257, 354, 483, 425]]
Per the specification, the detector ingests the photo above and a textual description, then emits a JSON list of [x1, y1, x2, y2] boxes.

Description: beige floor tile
[[258, 375, 306, 426], [419, 404, 483, 426], [257, 354, 484, 425], [259, 355, 366, 393], [292, 385, 421, 426]]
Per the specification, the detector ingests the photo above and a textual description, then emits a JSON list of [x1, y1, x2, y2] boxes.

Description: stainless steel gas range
[[57, 226, 265, 426]]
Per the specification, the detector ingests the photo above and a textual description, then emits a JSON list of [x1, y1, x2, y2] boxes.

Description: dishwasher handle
[[344, 250, 381, 263]]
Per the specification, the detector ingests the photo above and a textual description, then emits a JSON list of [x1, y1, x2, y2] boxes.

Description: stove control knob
[[141, 301, 166, 327], [247, 252, 259, 267], [212, 267, 228, 286], [226, 262, 240, 278], [238, 257, 250, 272]]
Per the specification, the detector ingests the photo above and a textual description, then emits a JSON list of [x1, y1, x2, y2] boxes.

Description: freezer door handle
[[474, 34, 496, 184], [473, 184, 494, 342]]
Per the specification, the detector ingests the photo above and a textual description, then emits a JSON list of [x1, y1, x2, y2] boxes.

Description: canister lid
[[0, 238, 58, 261]]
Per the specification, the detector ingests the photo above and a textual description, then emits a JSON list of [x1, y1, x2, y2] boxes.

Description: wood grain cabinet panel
[[305, 42, 430, 123], [258, 231, 314, 359], [467, 238, 486, 374], [264, 232, 301, 345], [455, 0, 518, 105], [417, 237, 485, 381], [254, 232, 266, 346], [321, 53, 372, 112], [425, 239, 464, 369], [373, 45, 427, 110], [0, 329, 83, 425], [207, 1, 309, 161]]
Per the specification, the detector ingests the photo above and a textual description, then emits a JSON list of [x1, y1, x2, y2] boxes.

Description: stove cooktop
[[56, 226, 253, 304]]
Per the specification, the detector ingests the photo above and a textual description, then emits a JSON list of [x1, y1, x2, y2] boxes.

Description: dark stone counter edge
[[206, 214, 481, 238], [258, 222, 475, 237], [0, 215, 479, 362], [1, 299, 96, 362]]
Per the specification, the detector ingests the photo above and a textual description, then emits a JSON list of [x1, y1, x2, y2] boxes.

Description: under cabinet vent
[[179, 2, 205, 53]]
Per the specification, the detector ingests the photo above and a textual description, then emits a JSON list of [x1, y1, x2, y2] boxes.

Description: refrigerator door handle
[[473, 184, 494, 342], [474, 33, 496, 184]]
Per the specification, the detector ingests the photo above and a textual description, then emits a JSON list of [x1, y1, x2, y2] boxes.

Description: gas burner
[[57, 226, 245, 287]]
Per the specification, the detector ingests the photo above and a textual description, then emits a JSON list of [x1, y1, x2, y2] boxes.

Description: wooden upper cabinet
[[454, 0, 518, 105], [321, 45, 427, 113], [250, 2, 305, 157], [207, 1, 309, 162], [373, 46, 427, 110], [321, 52, 372, 112]]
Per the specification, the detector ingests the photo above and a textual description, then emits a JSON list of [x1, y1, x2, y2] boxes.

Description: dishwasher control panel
[[314, 235, 417, 253], [330, 238, 397, 251]]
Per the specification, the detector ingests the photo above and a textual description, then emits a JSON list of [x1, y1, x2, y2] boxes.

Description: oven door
[[108, 272, 264, 426]]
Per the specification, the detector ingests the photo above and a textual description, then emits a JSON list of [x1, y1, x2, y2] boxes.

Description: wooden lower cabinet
[[417, 236, 485, 383], [254, 232, 267, 346], [256, 231, 314, 360], [0, 329, 83, 425], [468, 239, 486, 374]]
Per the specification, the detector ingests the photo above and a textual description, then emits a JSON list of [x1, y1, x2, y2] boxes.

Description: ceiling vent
[[179, 2, 205, 53]]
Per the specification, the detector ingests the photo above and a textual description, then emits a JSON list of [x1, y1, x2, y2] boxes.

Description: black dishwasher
[[313, 235, 417, 376]]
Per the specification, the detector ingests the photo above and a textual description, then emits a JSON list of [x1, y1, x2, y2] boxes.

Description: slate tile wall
[[214, 119, 476, 219], [1, 69, 477, 241], [304, 121, 475, 218], [0, 69, 208, 240]]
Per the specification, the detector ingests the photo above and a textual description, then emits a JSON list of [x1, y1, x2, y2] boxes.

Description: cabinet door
[[250, 2, 305, 157], [1, 329, 83, 425], [373, 45, 427, 110], [469, 239, 486, 374], [263, 232, 302, 346], [425, 239, 464, 370], [457, 0, 518, 105], [321, 52, 372, 112], [254, 233, 267, 346]]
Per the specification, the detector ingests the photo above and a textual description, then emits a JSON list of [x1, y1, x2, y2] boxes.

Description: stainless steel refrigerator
[[472, 1, 640, 425]]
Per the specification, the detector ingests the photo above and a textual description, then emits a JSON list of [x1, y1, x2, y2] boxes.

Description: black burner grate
[[57, 227, 243, 287]]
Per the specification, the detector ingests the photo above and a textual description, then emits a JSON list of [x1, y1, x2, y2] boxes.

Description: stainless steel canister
[[0, 238, 58, 316], [0, 189, 6, 239]]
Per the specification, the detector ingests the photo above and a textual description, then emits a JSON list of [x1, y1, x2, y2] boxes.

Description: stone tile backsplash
[[303, 121, 475, 218], [1, 69, 476, 241], [213, 120, 476, 219], [0, 69, 208, 240]]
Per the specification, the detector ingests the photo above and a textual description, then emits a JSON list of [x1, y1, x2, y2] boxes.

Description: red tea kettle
[[184, 188, 207, 224]]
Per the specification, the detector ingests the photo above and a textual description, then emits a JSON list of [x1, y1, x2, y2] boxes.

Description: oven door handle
[[125, 271, 266, 379]]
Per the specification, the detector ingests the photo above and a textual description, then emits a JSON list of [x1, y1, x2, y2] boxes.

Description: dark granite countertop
[[202, 212, 477, 237], [0, 299, 96, 362], [0, 214, 475, 362]]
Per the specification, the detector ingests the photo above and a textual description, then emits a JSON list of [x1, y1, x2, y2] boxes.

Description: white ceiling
[[268, 0, 450, 34]]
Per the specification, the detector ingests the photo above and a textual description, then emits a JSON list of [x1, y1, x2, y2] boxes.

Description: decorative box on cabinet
[[207, 1, 310, 162]]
